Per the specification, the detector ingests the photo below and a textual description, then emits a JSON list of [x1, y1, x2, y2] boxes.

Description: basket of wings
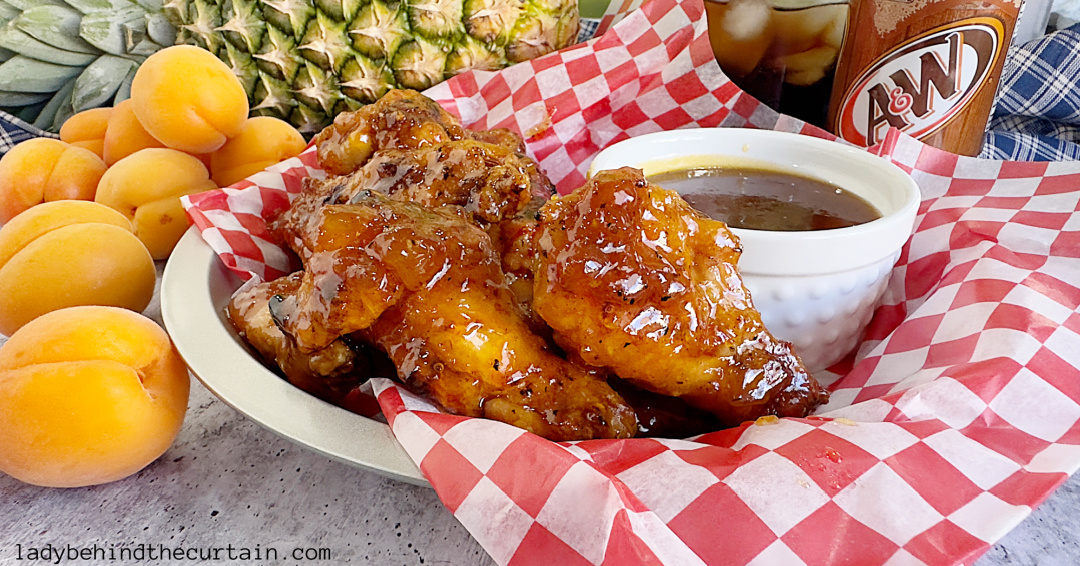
[[180, 0, 1080, 564]]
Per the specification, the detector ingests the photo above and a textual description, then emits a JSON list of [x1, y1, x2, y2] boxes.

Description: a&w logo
[[834, 17, 1006, 146]]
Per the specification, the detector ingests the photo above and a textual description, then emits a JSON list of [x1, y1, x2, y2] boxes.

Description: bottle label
[[833, 17, 1007, 147]]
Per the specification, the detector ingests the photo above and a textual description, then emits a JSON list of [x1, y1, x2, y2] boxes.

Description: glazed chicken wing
[[308, 88, 555, 319], [313, 89, 554, 198], [489, 196, 547, 331], [270, 188, 637, 440], [301, 139, 553, 226], [313, 89, 469, 176], [226, 273, 365, 405], [532, 167, 829, 427], [278, 133, 555, 321]]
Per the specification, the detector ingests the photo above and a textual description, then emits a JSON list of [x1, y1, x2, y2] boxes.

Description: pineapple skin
[[0, 0, 579, 135]]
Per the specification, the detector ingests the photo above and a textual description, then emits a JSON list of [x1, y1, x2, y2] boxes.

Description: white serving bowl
[[587, 128, 920, 372]]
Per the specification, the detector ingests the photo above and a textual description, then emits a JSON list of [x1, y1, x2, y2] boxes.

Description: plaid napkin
[[0, 110, 55, 154], [982, 23, 1080, 160]]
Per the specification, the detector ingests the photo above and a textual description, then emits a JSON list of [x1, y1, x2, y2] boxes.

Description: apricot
[[0, 306, 190, 487], [193, 150, 213, 172], [67, 139, 106, 158], [0, 138, 107, 224], [95, 148, 217, 259], [0, 200, 155, 336], [210, 116, 306, 186], [59, 107, 113, 159], [102, 99, 167, 166], [130, 45, 249, 154]]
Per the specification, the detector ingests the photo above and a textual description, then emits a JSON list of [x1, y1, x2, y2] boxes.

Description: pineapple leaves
[[113, 63, 136, 102], [145, 11, 176, 45], [4, 0, 67, 10], [0, 90, 49, 106], [70, 53, 136, 111], [0, 1, 19, 22], [0, 55, 82, 93], [79, 5, 147, 55], [0, 22, 98, 66], [62, 0, 141, 15], [131, 0, 163, 12], [14, 5, 98, 54], [32, 76, 75, 130]]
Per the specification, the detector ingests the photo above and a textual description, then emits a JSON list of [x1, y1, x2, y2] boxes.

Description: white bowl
[[587, 128, 920, 371], [161, 229, 426, 486]]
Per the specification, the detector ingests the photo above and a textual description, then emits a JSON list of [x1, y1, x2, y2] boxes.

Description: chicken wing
[[277, 133, 556, 321], [532, 167, 829, 427], [489, 196, 547, 332], [303, 139, 552, 226], [226, 273, 367, 405], [313, 89, 554, 199], [607, 377, 722, 438], [313, 89, 469, 176], [270, 188, 637, 440]]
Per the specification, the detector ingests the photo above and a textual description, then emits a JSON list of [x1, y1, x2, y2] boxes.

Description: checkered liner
[[182, 0, 1080, 563]]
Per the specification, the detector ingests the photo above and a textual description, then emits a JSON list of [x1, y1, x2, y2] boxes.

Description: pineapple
[[0, 0, 579, 134]]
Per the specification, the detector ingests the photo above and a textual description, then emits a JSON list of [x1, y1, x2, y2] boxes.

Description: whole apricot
[[102, 99, 167, 166], [95, 148, 217, 259], [0, 306, 190, 488], [0, 138, 107, 224], [0, 200, 155, 336], [130, 45, 249, 154], [210, 116, 306, 186], [59, 107, 113, 159]]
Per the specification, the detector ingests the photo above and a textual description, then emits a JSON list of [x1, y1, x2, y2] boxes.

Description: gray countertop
[[1, 266, 1076, 565]]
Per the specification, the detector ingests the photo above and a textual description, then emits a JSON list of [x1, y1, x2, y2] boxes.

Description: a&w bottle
[[826, 0, 1021, 155]]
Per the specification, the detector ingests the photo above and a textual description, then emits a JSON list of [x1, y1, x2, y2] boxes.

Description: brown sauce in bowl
[[648, 166, 881, 231]]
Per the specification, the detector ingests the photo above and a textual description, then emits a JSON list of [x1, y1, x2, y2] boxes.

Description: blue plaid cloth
[[3, 22, 1080, 160], [982, 22, 1080, 160], [578, 18, 602, 44], [0, 110, 55, 154]]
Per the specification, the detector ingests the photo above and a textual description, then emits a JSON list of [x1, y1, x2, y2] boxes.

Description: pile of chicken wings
[[227, 90, 829, 441]]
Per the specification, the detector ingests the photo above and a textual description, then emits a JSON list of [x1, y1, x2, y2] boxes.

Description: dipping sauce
[[648, 166, 881, 231]]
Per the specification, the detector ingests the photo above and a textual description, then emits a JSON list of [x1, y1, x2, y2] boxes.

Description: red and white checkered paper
[[182, 0, 1080, 563]]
